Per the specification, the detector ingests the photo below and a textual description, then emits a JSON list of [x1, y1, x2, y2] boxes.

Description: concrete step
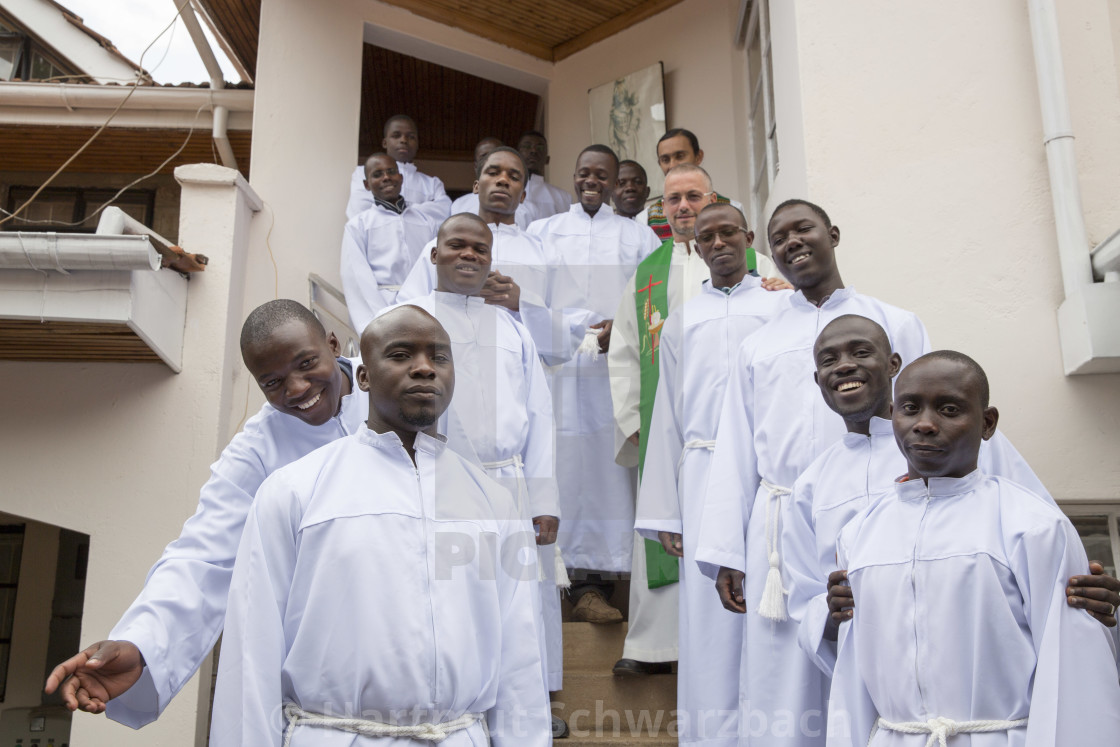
[[562, 621, 628, 673], [552, 670, 677, 729], [559, 738, 678, 746]]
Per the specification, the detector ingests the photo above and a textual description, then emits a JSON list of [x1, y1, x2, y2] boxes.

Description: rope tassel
[[757, 480, 791, 622], [575, 329, 601, 360]]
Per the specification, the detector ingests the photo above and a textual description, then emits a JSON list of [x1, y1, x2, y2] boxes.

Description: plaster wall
[[780, 0, 1120, 500], [0, 167, 257, 747], [548, 0, 746, 203]]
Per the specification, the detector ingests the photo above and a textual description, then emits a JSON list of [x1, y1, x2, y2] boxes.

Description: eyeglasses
[[664, 190, 714, 207], [696, 226, 748, 245], [368, 168, 400, 179]]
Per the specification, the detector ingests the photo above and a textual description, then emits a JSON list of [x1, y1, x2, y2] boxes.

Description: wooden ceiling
[[196, 0, 684, 77], [0, 125, 251, 177], [359, 45, 539, 161]]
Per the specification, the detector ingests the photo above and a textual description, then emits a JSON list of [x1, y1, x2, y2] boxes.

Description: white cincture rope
[[282, 703, 483, 746], [382, 284, 402, 291], [481, 454, 570, 589], [757, 479, 792, 622], [678, 439, 716, 469], [574, 329, 601, 360], [871, 715, 1027, 747]]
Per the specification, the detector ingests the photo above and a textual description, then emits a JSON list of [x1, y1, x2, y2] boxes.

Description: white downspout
[[178, 0, 238, 171], [1026, 0, 1093, 299]]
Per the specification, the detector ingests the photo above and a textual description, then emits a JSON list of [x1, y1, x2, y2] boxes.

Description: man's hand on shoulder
[[761, 277, 792, 292], [44, 640, 145, 713], [1067, 561, 1120, 627]]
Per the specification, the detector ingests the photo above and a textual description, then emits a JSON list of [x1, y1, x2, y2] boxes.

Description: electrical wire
[[0, 0, 195, 228]]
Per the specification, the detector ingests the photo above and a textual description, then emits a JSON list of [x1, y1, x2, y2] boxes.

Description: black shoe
[[552, 714, 570, 739], [612, 657, 673, 676]]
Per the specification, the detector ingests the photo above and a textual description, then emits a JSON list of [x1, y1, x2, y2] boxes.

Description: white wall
[[774, 0, 1120, 500], [0, 167, 257, 747], [548, 0, 746, 202]]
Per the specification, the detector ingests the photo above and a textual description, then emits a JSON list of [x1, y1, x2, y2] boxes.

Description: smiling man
[[528, 145, 660, 625], [210, 305, 551, 746], [384, 213, 566, 712], [346, 114, 452, 221], [340, 152, 442, 335], [781, 316, 1120, 680], [45, 300, 367, 727], [633, 203, 790, 741], [636, 128, 744, 241], [693, 199, 930, 746], [606, 167, 779, 676], [825, 352, 1120, 746], [397, 147, 578, 368]]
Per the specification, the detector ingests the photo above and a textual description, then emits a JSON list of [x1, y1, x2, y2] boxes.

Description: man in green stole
[[608, 164, 769, 676]]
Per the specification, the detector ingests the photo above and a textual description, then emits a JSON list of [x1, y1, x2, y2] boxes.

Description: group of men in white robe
[[44, 113, 1120, 747]]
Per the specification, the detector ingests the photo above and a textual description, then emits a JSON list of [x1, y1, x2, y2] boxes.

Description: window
[[0, 525, 25, 702], [1065, 507, 1120, 577], [741, 0, 778, 231], [5, 186, 155, 233], [0, 14, 81, 82]]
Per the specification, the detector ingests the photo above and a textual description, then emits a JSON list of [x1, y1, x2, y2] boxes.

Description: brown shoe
[[570, 590, 623, 624]]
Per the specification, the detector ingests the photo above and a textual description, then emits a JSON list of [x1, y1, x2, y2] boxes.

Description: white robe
[[611, 244, 777, 664], [528, 204, 661, 571], [827, 471, 1120, 747], [522, 173, 571, 221], [782, 417, 1055, 681], [395, 223, 582, 368], [340, 203, 439, 335], [210, 426, 551, 747], [382, 291, 563, 691], [105, 360, 368, 728], [346, 162, 452, 221], [635, 278, 790, 744], [694, 287, 930, 746], [449, 192, 536, 230]]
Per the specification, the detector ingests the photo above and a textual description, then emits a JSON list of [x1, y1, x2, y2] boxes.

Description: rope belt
[[382, 284, 402, 292], [757, 479, 792, 622], [872, 715, 1027, 746], [282, 703, 483, 746], [480, 454, 570, 589], [574, 329, 602, 360], [678, 439, 716, 469]]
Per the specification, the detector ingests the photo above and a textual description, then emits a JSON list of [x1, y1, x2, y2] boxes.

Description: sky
[[59, 0, 243, 84]]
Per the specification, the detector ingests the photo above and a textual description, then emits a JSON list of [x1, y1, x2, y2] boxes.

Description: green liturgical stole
[[634, 238, 679, 588], [633, 238, 759, 589]]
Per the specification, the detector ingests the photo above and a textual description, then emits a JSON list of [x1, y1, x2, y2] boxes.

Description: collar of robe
[[374, 195, 408, 214], [894, 468, 986, 501], [430, 290, 486, 309], [396, 161, 418, 175], [842, 416, 895, 447], [790, 284, 855, 311], [703, 273, 762, 297], [358, 423, 447, 455]]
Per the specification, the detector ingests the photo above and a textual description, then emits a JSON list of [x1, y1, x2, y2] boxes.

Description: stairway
[[551, 582, 678, 745]]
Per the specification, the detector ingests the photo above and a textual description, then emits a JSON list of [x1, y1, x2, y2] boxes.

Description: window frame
[[740, 0, 779, 232], [1061, 503, 1120, 575]]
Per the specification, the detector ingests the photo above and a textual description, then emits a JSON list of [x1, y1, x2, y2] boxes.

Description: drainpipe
[[1026, 0, 1093, 299], [178, 0, 238, 171]]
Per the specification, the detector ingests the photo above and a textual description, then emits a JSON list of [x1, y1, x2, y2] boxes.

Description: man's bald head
[[437, 212, 492, 244], [814, 315, 892, 359], [663, 163, 713, 192], [240, 299, 325, 355], [360, 305, 447, 362]]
